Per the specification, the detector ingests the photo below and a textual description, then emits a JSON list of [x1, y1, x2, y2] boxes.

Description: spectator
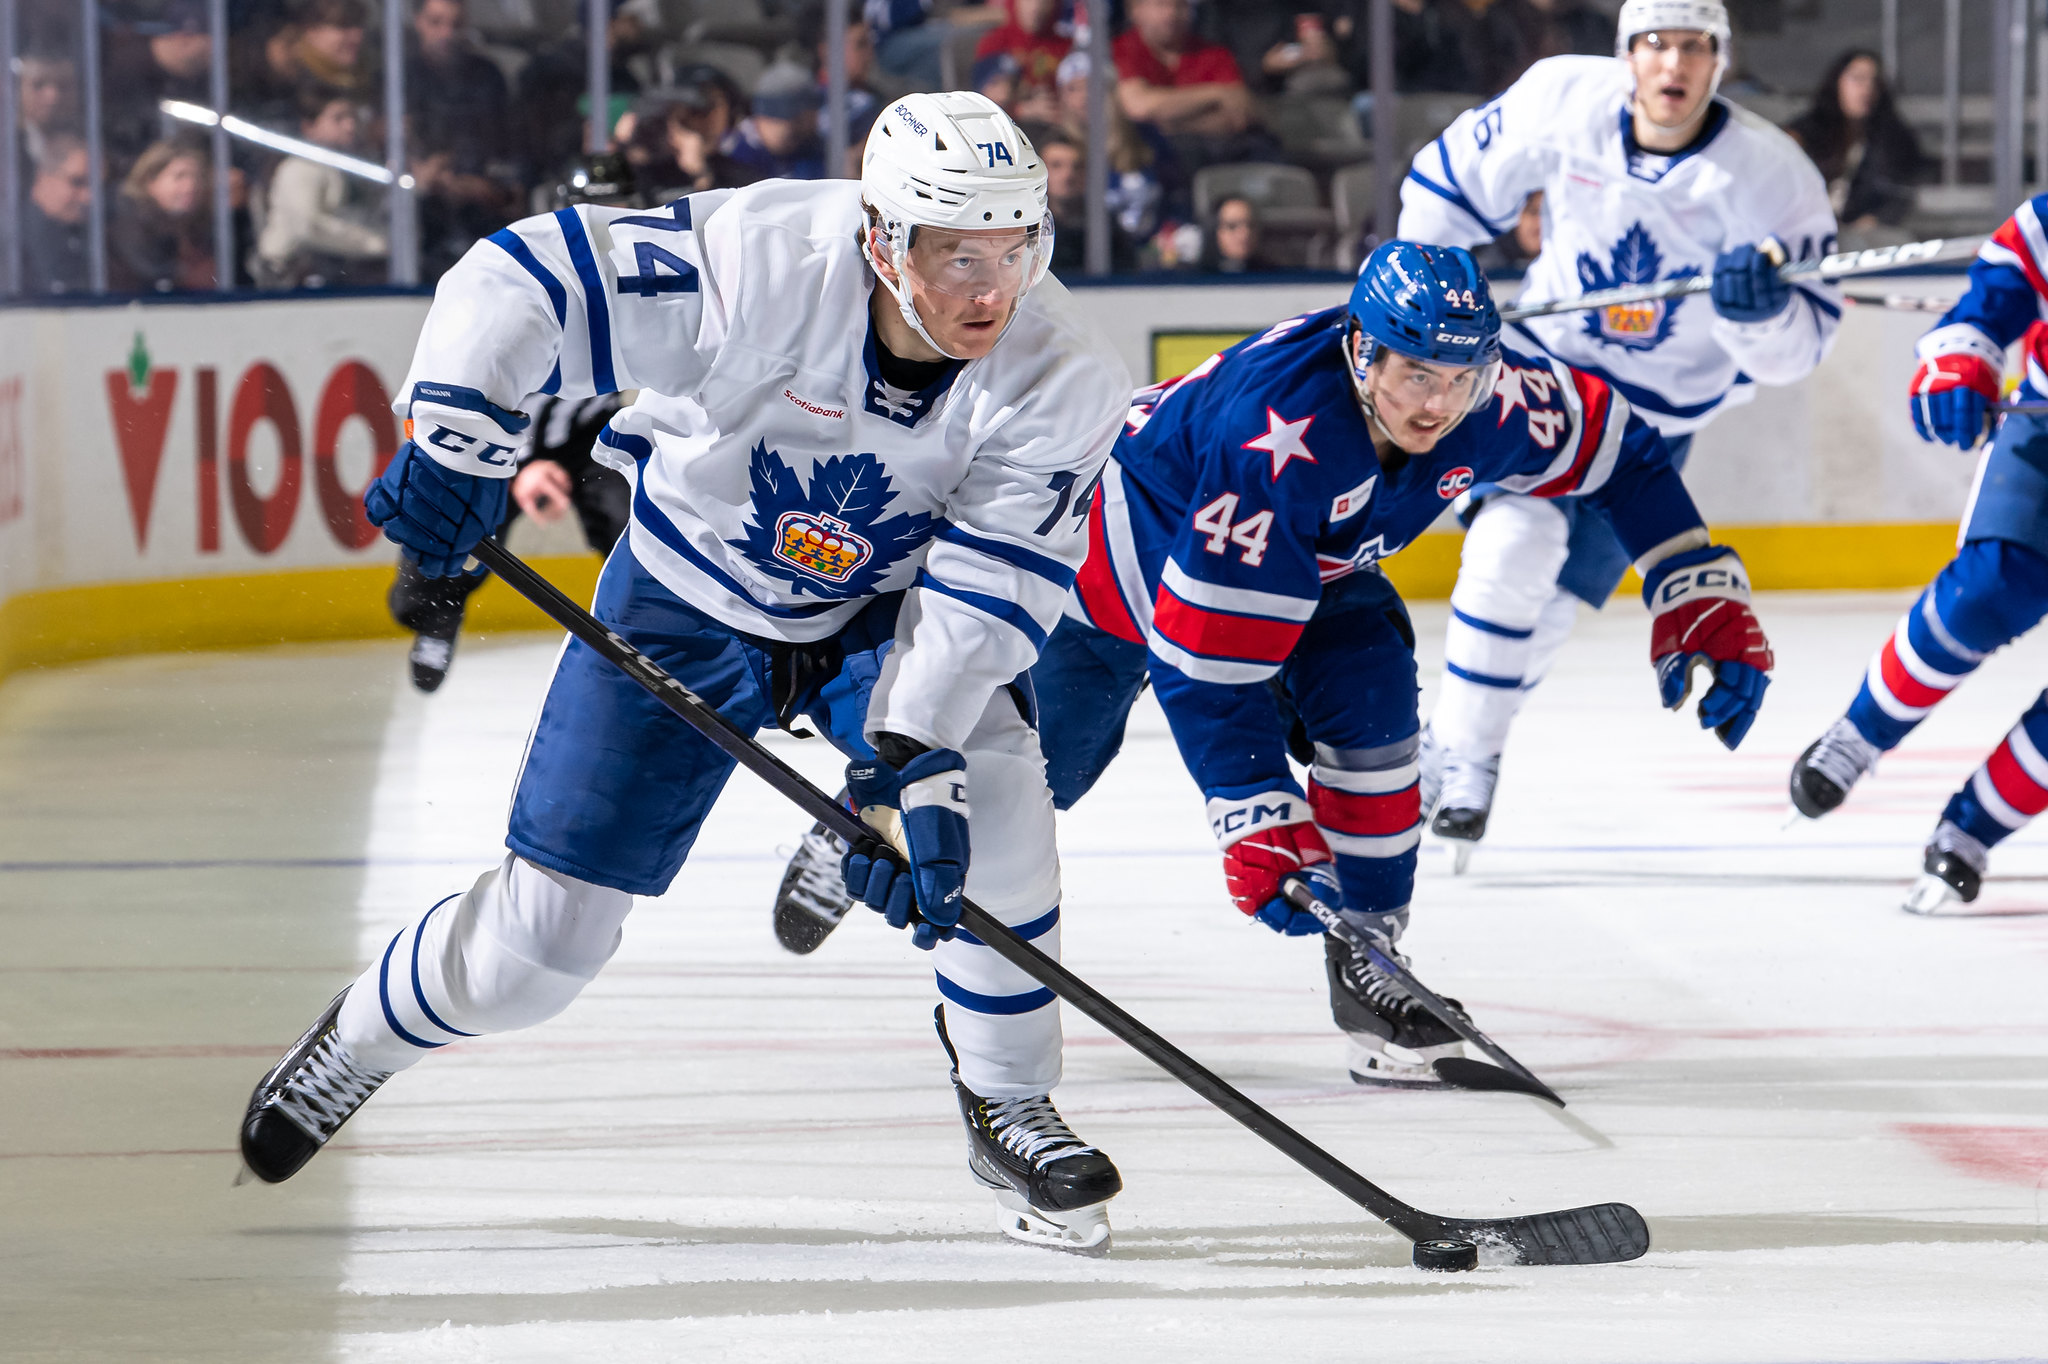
[[103, 0, 214, 172], [1052, 51, 1167, 244], [973, 0, 1070, 123], [724, 62, 828, 182], [811, 3, 885, 176], [512, 2, 650, 183], [1327, 0, 1509, 95], [108, 138, 217, 292], [1112, 0, 1271, 166], [236, 0, 376, 127], [407, 0, 513, 180], [254, 91, 388, 288], [864, 1, 1005, 93], [1207, 4, 1349, 98], [1517, 0, 1612, 61], [1031, 123, 1138, 273], [23, 132, 93, 295], [620, 71, 759, 200], [13, 51, 79, 191], [1201, 195, 1279, 273], [1786, 49, 1925, 240]]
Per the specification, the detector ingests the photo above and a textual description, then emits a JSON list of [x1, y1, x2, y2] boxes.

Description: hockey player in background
[[239, 93, 1137, 1254], [1790, 198, 2048, 914], [779, 241, 1776, 1087], [1398, 0, 1838, 867]]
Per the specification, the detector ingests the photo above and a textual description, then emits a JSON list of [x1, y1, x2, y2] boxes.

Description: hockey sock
[[1846, 539, 2048, 750], [932, 905, 1063, 1099], [1939, 689, 2048, 850], [335, 854, 633, 1074], [1307, 736, 1421, 916]]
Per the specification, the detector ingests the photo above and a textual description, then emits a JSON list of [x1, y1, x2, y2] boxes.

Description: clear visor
[[1352, 334, 1501, 418], [900, 219, 1053, 303]]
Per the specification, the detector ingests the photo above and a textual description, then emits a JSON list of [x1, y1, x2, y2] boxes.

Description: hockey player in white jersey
[[1400, 0, 1839, 861], [236, 93, 1135, 1254]]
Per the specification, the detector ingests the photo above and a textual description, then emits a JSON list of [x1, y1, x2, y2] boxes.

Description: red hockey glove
[[1908, 326, 2002, 450], [1644, 546, 1775, 751], [1207, 787, 1332, 935]]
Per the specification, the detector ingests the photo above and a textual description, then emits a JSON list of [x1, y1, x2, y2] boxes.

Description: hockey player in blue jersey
[[1790, 196, 2048, 914], [237, 93, 1136, 1255], [779, 240, 1777, 1085]]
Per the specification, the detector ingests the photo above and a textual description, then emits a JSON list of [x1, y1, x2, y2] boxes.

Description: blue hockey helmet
[[1344, 241, 1503, 435]]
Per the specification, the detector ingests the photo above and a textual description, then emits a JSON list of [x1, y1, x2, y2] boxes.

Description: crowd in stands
[[9, 0, 1933, 297]]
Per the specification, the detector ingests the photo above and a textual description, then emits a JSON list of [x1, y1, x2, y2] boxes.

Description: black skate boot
[[1790, 717, 1881, 819], [771, 802, 854, 955], [1431, 750, 1499, 875], [389, 559, 482, 694], [1903, 820, 1987, 915], [937, 1009, 1120, 1254], [240, 989, 392, 1183], [1326, 932, 1468, 1086]]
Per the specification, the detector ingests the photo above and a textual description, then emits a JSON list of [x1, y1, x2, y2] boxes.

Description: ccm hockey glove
[[1644, 545, 1775, 750], [842, 738, 968, 951], [1710, 239, 1791, 324], [1208, 786, 1332, 935], [364, 439, 511, 578], [1909, 324, 2002, 449]]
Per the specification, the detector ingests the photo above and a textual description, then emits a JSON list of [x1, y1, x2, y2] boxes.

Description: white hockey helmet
[[1615, 0, 1732, 92], [860, 91, 1053, 358]]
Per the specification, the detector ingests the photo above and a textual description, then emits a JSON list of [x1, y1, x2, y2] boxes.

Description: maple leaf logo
[[727, 442, 940, 598], [1574, 223, 1699, 353]]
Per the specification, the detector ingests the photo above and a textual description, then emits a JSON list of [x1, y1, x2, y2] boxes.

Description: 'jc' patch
[[1436, 466, 1475, 499]]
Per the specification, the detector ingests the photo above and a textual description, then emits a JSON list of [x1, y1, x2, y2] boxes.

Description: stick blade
[[1420, 1201, 1650, 1267], [1431, 1056, 1566, 1107]]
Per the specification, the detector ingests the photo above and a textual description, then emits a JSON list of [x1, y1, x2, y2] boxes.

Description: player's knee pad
[[1932, 539, 2048, 655], [1449, 494, 1572, 627]]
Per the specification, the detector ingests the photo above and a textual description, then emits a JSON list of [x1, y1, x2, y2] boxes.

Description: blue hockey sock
[[1845, 539, 2048, 750]]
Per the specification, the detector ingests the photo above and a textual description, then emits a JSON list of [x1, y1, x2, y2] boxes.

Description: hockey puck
[[1412, 1238, 1479, 1272]]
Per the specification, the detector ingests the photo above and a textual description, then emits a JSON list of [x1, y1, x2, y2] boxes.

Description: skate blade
[[1902, 875, 1960, 916], [991, 1188, 1112, 1256], [1346, 1038, 1455, 1089], [1450, 842, 1475, 876], [1779, 806, 1807, 832], [231, 1160, 258, 1188]]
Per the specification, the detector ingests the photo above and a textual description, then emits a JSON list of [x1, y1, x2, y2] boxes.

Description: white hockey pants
[[1431, 493, 1582, 761], [337, 693, 1067, 1100]]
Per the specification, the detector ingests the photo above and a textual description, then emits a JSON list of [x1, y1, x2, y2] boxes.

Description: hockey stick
[[468, 537, 1649, 1268], [1501, 234, 1986, 324], [1282, 878, 1565, 1108]]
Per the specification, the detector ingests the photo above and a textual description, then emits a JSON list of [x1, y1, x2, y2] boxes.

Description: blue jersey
[[1067, 307, 1704, 794], [1921, 193, 2048, 398]]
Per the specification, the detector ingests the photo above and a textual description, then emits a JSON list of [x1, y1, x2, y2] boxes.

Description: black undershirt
[[874, 333, 956, 392]]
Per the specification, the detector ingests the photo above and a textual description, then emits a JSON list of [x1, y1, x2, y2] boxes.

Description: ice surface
[[3, 593, 2046, 1362]]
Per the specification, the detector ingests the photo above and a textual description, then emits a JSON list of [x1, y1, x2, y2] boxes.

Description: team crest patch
[[1574, 223, 1698, 353], [1437, 466, 1475, 499], [729, 443, 938, 597]]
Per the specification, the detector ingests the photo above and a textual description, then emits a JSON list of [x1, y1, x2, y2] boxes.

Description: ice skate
[[239, 989, 391, 1183], [1790, 717, 1881, 819], [955, 1078, 1120, 1254], [1431, 750, 1499, 875], [407, 632, 457, 693], [388, 558, 475, 694], [771, 806, 854, 955], [1325, 934, 1468, 1087], [1903, 821, 1987, 915], [1417, 724, 1446, 818]]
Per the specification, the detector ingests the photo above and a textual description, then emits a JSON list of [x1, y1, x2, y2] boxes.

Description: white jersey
[[1400, 55, 1840, 435], [397, 179, 1131, 751]]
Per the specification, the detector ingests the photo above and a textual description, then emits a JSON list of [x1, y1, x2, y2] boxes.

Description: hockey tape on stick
[[1501, 234, 1987, 324], [469, 537, 1647, 1267], [1283, 878, 1565, 1107]]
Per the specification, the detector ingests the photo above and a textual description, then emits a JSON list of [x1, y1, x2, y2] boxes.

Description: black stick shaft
[[469, 538, 1446, 1242]]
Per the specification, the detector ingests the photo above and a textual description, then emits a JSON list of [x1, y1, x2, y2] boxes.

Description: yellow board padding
[[1378, 521, 1961, 600], [0, 522, 1963, 685], [0, 555, 606, 682], [1152, 331, 1254, 384]]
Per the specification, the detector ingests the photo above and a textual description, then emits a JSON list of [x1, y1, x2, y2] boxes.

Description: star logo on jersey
[[1242, 407, 1317, 479], [728, 443, 940, 598], [1574, 223, 1699, 353]]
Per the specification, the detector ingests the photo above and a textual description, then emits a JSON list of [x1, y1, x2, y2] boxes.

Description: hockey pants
[[339, 539, 1067, 1099], [1033, 570, 1424, 923], [1431, 436, 1692, 762]]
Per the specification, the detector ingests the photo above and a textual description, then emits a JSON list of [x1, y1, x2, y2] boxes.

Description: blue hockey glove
[[1710, 239, 1792, 324], [841, 742, 968, 951], [364, 440, 511, 578], [1645, 546, 1776, 750], [1908, 347, 2001, 450], [1260, 862, 1340, 936]]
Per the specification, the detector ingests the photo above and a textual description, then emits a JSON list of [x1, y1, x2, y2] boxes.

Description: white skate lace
[[982, 1094, 1097, 1169], [1437, 751, 1500, 814], [1343, 948, 1419, 1015], [1931, 819, 1989, 874], [1806, 718, 1879, 791], [782, 823, 852, 922], [269, 1031, 390, 1144]]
